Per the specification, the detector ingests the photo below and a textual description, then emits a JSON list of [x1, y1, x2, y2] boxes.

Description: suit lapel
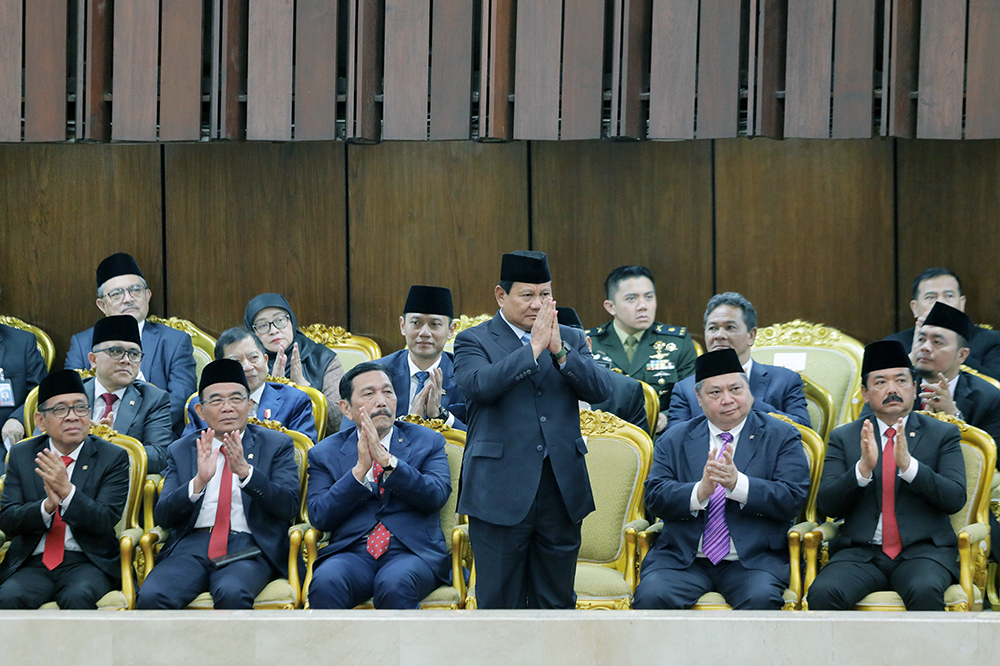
[[954, 372, 973, 417], [390, 353, 412, 416], [140, 321, 160, 381], [685, 421, 710, 480], [489, 313, 527, 356], [750, 364, 771, 402], [262, 382, 282, 421], [0, 332, 7, 373], [732, 412, 761, 471], [240, 427, 259, 516], [70, 437, 98, 498], [627, 330, 653, 376], [114, 384, 141, 434]]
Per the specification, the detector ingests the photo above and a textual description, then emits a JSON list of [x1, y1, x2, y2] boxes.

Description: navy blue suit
[[668, 361, 810, 427], [454, 313, 612, 608], [66, 320, 196, 436], [306, 421, 451, 608], [0, 324, 47, 476], [633, 411, 809, 609], [186, 381, 318, 442]]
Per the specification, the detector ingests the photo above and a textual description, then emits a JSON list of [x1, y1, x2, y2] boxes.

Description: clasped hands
[[193, 428, 251, 495], [352, 407, 393, 483], [273, 342, 308, 386], [696, 445, 738, 503], [35, 448, 74, 515], [410, 368, 446, 419], [529, 297, 564, 361], [858, 417, 910, 478]]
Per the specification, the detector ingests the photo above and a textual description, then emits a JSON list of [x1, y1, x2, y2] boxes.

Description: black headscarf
[[243, 293, 338, 389]]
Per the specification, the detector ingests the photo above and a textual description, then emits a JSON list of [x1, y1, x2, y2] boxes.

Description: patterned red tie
[[100, 393, 117, 420], [42, 455, 74, 570], [366, 460, 391, 558], [207, 450, 233, 559], [372, 460, 385, 497], [881, 427, 903, 559]]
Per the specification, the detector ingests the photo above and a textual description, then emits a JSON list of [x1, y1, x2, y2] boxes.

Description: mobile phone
[[210, 546, 262, 568]]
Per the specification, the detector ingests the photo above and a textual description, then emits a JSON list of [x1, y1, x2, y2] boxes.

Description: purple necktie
[[703, 432, 733, 565]]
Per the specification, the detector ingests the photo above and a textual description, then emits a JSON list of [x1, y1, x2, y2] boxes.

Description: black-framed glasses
[[103, 284, 147, 303], [204, 395, 249, 408], [38, 403, 90, 418], [252, 315, 290, 335], [95, 346, 145, 363]]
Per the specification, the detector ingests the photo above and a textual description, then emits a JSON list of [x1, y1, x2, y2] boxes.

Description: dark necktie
[[703, 432, 733, 564], [42, 455, 74, 570], [881, 427, 902, 559], [100, 393, 117, 420], [415, 371, 429, 395]]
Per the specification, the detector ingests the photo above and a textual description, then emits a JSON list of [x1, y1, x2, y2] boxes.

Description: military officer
[[588, 266, 696, 434]]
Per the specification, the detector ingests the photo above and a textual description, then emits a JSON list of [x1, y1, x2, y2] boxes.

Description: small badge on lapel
[[909, 432, 915, 437], [82, 465, 88, 470], [129, 401, 135, 406], [248, 453, 254, 460]]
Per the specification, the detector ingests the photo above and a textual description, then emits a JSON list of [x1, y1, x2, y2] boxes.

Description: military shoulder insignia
[[587, 325, 607, 336], [655, 324, 687, 337]]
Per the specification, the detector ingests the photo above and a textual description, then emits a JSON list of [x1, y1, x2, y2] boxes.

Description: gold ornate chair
[[146, 315, 217, 386], [803, 412, 995, 611], [962, 364, 1000, 390], [300, 324, 381, 372], [302, 415, 470, 609], [800, 374, 836, 443], [266, 375, 329, 440], [443, 314, 491, 354], [750, 320, 865, 429], [638, 380, 660, 438], [138, 418, 311, 609], [0, 315, 55, 371]]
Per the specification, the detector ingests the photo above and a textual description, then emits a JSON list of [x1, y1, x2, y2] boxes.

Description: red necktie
[[207, 450, 233, 560], [372, 460, 385, 497], [365, 460, 391, 558], [42, 455, 74, 570], [100, 393, 117, 420], [881, 427, 902, 559]]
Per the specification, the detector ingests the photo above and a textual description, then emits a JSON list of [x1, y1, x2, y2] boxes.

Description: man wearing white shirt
[[0, 370, 129, 608], [633, 348, 810, 610], [136, 359, 300, 609], [807, 340, 967, 610]]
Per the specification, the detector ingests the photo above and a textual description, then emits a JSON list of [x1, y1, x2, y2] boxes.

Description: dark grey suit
[[84, 378, 173, 474]]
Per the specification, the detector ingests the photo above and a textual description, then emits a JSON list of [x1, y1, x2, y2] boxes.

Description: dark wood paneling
[[246, 0, 294, 140], [715, 139, 894, 343], [112, 0, 160, 141], [0, 0, 21, 141], [783, 0, 832, 139], [83, 0, 112, 141], [916, 1, 966, 140], [23, 0, 67, 142], [346, 0, 384, 141], [754, 0, 787, 137], [965, 0, 1000, 140], [609, 0, 650, 139], [897, 140, 1000, 328], [294, 0, 339, 141], [429, 0, 472, 140], [560, 0, 604, 140], [883, 0, 918, 138], [531, 141, 714, 334], [218, 0, 248, 140], [160, 0, 204, 141], [164, 143, 348, 336], [382, 0, 431, 140], [478, 0, 515, 140], [348, 142, 529, 353], [0, 144, 162, 360], [513, 1, 561, 139], [648, 0, 698, 139], [697, 0, 741, 138], [832, 0, 875, 139]]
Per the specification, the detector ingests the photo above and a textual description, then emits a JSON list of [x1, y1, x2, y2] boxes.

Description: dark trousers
[[0, 552, 115, 609], [136, 532, 273, 610], [469, 458, 582, 609], [632, 558, 786, 610], [807, 546, 955, 610], [308, 537, 438, 609]]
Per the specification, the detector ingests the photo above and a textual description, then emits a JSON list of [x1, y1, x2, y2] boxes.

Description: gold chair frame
[[266, 375, 329, 440], [800, 373, 836, 442], [443, 313, 491, 354], [638, 380, 659, 438], [0, 315, 55, 371], [962, 364, 1000, 390], [146, 315, 217, 386], [692, 339, 704, 356], [300, 324, 382, 371]]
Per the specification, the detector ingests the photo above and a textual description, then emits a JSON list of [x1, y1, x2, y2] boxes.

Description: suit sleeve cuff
[[689, 483, 709, 514], [899, 458, 919, 483], [856, 461, 874, 486], [726, 472, 749, 505], [238, 466, 254, 487], [189, 479, 205, 502]]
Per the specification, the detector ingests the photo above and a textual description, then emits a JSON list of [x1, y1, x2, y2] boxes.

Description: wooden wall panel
[[23, 0, 67, 142], [382, 0, 431, 140], [832, 0, 875, 138], [0, 0, 21, 141], [916, 1, 966, 140], [513, 2, 562, 140], [897, 140, 1000, 328], [531, 141, 714, 337], [560, 0, 605, 140], [428, 0, 473, 140], [347, 142, 529, 353], [697, 0, 741, 138], [609, 0, 650, 139], [83, 0, 112, 141], [648, 0, 699, 139], [783, 0, 833, 139], [0, 144, 162, 361], [164, 143, 348, 337], [294, 0, 339, 141], [112, 0, 160, 141], [479, 0, 515, 140], [754, 0, 788, 137], [965, 0, 1000, 140], [160, 0, 204, 141], [246, 0, 294, 140], [882, 0, 918, 138], [346, 0, 384, 141], [714, 139, 894, 343]]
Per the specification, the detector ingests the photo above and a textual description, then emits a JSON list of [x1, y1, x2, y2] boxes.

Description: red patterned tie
[[881, 427, 902, 559], [372, 460, 385, 497], [365, 460, 390, 558], [42, 455, 74, 570], [100, 393, 117, 420], [207, 450, 233, 559]]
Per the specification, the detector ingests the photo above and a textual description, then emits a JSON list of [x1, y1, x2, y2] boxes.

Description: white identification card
[[0, 380, 14, 407], [772, 352, 808, 372]]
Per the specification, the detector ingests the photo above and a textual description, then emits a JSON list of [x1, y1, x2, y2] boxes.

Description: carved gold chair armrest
[[452, 525, 471, 605], [139, 526, 169, 582], [958, 522, 990, 609], [787, 521, 817, 609], [142, 475, 163, 534], [287, 523, 308, 609], [623, 518, 650, 591], [803, 521, 840, 599], [119, 527, 144, 609], [301, 526, 325, 609]]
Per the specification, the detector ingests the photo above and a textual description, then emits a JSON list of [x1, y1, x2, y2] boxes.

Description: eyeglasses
[[252, 315, 290, 335], [95, 346, 145, 363], [103, 284, 147, 303], [39, 403, 90, 418], [204, 395, 249, 408]]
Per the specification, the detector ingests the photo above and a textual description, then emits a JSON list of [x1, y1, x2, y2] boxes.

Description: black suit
[[0, 435, 130, 608], [0, 324, 48, 475], [590, 369, 649, 433], [887, 325, 1000, 381]]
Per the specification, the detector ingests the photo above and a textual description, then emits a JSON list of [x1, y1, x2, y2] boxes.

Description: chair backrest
[[146, 315, 217, 386], [299, 324, 381, 372], [0, 315, 55, 371], [637, 380, 659, 438], [800, 373, 836, 442], [87, 423, 147, 534], [751, 320, 864, 428], [961, 364, 1000, 390], [248, 417, 313, 523], [578, 410, 653, 569], [692, 339, 704, 356], [443, 314, 491, 354], [767, 413, 825, 524], [266, 375, 329, 440]]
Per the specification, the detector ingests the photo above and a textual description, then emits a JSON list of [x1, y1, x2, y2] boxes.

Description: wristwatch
[[384, 455, 398, 471], [437, 407, 450, 421], [552, 343, 570, 361]]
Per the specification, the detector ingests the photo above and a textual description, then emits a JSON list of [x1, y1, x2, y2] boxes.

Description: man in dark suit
[[64, 253, 196, 435], [0, 296, 49, 470], [0, 370, 129, 609], [185, 327, 317, 442], [454, 251, 612, 609], [633, 349, 809, 610], [807, 341, 967, 610], [885, 267, 1000, 381], [136, 359, 300, 609], [669, 292, 810, 427], [307, 362, 451, 608]]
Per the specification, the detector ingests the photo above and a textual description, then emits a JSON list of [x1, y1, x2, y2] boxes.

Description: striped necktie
[[703, 432, 733, 564]]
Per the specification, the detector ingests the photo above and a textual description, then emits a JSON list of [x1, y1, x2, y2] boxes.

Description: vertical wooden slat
[[697, 0, 741, 138], [160, 0, 204, 141], [610, 0, 649, 139], [382, 0, 430, 140], [0, 0, 22, 141], [783, 0, 833, 139], [916, 1, 966, 139], [648, 0, 699, 139], [346, 0, 383, 141], [219, 0, 248, 141], [429, 0, 472, 140], [246, 0, 294, 140], [964, 0, 1000, 140], [478, 0, 515, 140], [23, 0, 67, 142], [112, 0, 160, 141], [75, 0, 85, 140], [754, 0, 787, 137], [83, 0, 112, 141], [884, 0, 918, 138], [295, 0, 339, 141], [559, 0, 604, 140], [513, 2, 561, 140], [832, 0, 875, 138]]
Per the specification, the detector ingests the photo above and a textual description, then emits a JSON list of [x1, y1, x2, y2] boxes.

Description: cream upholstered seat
[[146, 316, 217, 386], [803, 412, 994, 611], [300, 324, 381, 372], [0, 315, 55, 371]]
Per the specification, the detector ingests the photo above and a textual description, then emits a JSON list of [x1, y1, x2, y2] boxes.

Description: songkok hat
[[199, 359, 249, 395], [500, 251, 551, 285], [695, 348, 744, 383], [38, 370, 86, 406], [96, 252, 143, 287], [403, 285, 454, 318], [922, 301, 974, 343], [92, 315, 142, 348], [861, 340, 912, 377], [556, 307, 584, 330]]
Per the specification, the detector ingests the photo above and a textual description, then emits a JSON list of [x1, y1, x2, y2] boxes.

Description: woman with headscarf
[[244, 293, 344, 429]]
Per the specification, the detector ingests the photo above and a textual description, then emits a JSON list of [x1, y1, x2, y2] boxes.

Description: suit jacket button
[[536, 391, 542, 397], [540, 416, 547, 423], [536, 445, 543, 452]]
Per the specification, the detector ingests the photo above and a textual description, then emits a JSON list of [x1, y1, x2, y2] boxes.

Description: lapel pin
[[248, 453, 254, 460], [749, 435, 754, 440], [909, 432, 915, 437], [129, 401, 135, 406], [82, 465, 88, 470]]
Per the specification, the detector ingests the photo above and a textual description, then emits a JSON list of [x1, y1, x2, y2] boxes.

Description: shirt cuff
[[855, 461, 874, 487], [237, 466, 254, 487], [443, 412, 455, 428], [355, 472, 373, 491], [60, 484, 76, 512], [899, 458, 919, 483], [39, 500, 54, 526], [726, 472, 749, 505], [689, 483, 710, 514], [189, 479, 206, 502]]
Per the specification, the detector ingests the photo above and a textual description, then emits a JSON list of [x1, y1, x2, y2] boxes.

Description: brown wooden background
[[3, 137, 1000, 365]]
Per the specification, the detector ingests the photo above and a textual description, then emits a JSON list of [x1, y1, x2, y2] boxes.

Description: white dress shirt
[[688, 415, 751, 561], [249, 383, 266, 420], [855, 415, 919, 544], [32, 439, 85, 556], [189, 431, 254, 533]]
